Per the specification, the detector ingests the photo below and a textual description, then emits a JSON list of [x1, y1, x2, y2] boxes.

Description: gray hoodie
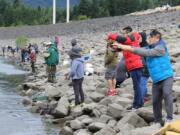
[[69, 57, 85, 80]]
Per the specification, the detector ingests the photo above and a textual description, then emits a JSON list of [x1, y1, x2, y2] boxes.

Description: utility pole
[[53, 0, 56, 24], [66, 0, 70, 23]]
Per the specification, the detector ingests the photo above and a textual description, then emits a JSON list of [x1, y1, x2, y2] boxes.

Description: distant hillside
[[8, 0, 80, 8]]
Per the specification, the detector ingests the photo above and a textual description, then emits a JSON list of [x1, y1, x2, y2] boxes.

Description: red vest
[[122, 33, 143, 72]]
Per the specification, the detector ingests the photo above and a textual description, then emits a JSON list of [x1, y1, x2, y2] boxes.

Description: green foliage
[[77, 15, 89, 20], [15, 35, 29, 48]]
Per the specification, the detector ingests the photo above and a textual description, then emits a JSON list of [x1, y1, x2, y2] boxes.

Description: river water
[[0, 58, 59, 135]]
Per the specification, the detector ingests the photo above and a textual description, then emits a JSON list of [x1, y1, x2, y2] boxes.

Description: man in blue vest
[[113, 29, 174, 125]]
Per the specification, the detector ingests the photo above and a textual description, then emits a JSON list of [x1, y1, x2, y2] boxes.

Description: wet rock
[[116, 112, 148, 131], [70, 119, 83, 130], [94, 126, 116, 135], [54, 96, 70, 118], [88, 122, 106, 133], [107, 103, 124, 119], [22, 97, 32, 106], [89, 92, 104, 102], [60, 126, 73, 135]]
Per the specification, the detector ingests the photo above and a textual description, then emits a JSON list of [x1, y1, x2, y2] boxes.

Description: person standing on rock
[[29, 47, 36, 73], [67, 48, 85, 107], [105, 33, 119, 96], [44, 41, 59, 83], [113, 29, 174, 125], [114, 26, 144, 110]]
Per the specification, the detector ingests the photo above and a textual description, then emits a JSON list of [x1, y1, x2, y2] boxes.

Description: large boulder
[[94, 126, 116, 135], [107, 103, 124, 119], [89, 92, 104, 102], [88, 122, 106, 133], [54, 96, 70, 118], [116, 112, 148, 131]]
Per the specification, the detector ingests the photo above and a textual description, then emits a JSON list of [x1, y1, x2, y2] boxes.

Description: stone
[[99, 97, 113, 106], [107, 103, 124, 119], [54, 96, 70, 118], [116, 112, 148, 131], [28, 105, 40, 113], [94, 126, 116, 135], [131, 124, 161, 135], [82, 103, 97, 115], [22, 97, 32, 106], [71, 106, 83, 117], [115, 97, 132, 107], [59, 126, 73, 135], [70, 119, 83, 130], [115, 123, 134, 135], [98, 115, 112, 124], [96, 105, 108, 115], [74, 129, 91, 135], [89, 92, 104, 102], [35, 101, 48, 109], [107, 120, 117, 128], [45, 85, 61, 98], [88, 122, 106, 133], [26, 89, 35, 97], [81, 118, 93, 126], [136, 107, 154, 123]]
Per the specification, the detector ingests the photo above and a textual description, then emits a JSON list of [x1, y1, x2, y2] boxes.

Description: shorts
[[105, 68, 116, 80]]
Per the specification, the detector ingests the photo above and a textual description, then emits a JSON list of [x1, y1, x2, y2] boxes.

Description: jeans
[[141, 76, 149, 98], [130, 68, 144, 108], [152, 77, 173, 122], [72, 78, 84, 105]]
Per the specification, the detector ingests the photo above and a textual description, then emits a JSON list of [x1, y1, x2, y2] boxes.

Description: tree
[[16, 35, 29, 48]]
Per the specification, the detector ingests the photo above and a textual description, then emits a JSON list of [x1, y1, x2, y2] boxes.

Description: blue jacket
[[69, 57, 84, 80], [146, 40, 173, 83]]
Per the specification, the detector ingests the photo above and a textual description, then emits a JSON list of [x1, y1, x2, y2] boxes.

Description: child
[[68, 48, 85, 107], [105, 33, 119, 96]]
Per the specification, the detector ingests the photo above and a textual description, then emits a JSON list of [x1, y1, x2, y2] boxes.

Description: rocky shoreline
[[0, 10, 180, 135]]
